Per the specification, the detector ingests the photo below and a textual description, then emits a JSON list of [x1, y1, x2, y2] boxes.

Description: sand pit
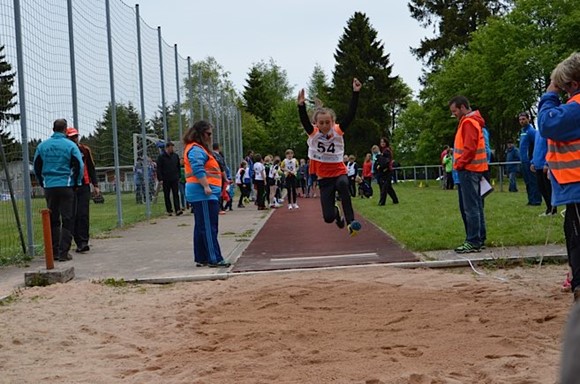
[[0, 264, 571, 383]]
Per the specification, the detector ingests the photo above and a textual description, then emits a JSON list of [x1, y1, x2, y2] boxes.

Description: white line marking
[[270, 253, 379, 262]]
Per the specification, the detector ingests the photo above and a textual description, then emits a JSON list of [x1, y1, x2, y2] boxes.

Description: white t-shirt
[[282, 158, 298, 175], [253, 162, 265, 181]]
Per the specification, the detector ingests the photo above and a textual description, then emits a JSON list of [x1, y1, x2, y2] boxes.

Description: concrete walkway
[[0, 205, 568, 299]]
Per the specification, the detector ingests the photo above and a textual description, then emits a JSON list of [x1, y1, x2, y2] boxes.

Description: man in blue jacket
[[34, 119, 84, 261], [505, 139, 520, 192], [518, 112, 542, 206]]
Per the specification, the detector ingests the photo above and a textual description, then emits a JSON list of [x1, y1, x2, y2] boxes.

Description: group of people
[[33, 119, 100, 261]]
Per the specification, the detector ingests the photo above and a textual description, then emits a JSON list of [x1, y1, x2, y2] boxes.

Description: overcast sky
[[136, 0, 431, 97]]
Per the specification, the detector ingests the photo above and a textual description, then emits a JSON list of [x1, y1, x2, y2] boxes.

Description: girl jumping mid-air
[[297, 77, 362, 236]]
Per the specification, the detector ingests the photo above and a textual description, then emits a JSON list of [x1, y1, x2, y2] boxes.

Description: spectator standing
[[183, 120, 230, 268], [134, 157, 145, 203], [346, 155, 358, 198], [212, 142, 228, 214], [505, 139, 520, 192], [442, 148, 454, 190], [33, 119, 84, 261], [66, 127, 100, 253], [449, 96, 488, 253], [281, 149, 300, 209], [531, 127, 557, 216], [376, 137, 399, 205], [235, 160, 249, 208], [362, 153, 372, 186], [253, 154, 267, 210], [156, 141, 182, 216], [518, 112, 542, 206], [297, 158, 307, 197]]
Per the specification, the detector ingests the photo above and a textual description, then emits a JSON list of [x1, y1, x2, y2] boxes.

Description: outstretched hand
[[353, 78, 362, 92], [297, 89, 306, 105]]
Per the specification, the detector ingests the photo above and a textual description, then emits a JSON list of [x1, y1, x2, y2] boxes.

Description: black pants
[[237, 184, 248, 207], [162, 179, 180, 213], [378, 172, 399, 205], [348, 176, 357, 197], [286, 175, 297, 204], [45, 187, 75, 258], [536, 170, 554, 212], [255, 180, 266, 208], [565, 204, 580, 293], [73, 184, 91, 248], [318, 175, 355, 224]]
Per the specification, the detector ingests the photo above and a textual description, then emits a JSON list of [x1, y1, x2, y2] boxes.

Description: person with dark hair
[[518, 112, 542, 206], [66, 127, 100, 253], [183, 121, 230, 268], [253, 153, 267, 210], [156, 141, 182, 216], [33, 119, 84, 262], [375, 136, 399, 205], [448, 96, 488, 253]]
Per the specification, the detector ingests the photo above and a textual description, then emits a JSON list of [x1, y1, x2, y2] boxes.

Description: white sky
[[136, 0, 430, 97]]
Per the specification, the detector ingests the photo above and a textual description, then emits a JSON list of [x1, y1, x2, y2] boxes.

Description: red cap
[[66, 127, 79, 137]]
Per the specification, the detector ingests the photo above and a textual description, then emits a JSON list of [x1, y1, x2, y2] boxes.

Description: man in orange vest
[[449, 96, 488, 253], [537, 51, 580, 384]]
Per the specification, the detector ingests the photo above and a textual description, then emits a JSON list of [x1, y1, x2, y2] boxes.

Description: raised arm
[[297, 88, 314, 135], [338, 78, 362, 131]]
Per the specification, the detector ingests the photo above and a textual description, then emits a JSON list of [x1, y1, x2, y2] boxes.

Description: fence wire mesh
[[0, 0, 243, 261]]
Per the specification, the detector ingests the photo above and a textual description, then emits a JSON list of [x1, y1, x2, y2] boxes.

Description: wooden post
[[41, 209, 54, 270]]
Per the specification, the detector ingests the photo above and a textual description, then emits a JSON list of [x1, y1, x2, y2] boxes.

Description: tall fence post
[[105, 0, 123, 227], [66, 0, 79, 130], [198, 68, 203, 120], [157, 26, 168, 143], [135, 4, 151, 218], [187, 56, 194, 126], [13, 0, 34, 256], [174, 44, 182, 141]]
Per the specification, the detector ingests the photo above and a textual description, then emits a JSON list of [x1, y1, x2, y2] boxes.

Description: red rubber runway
[[232, 197, 418, 272]]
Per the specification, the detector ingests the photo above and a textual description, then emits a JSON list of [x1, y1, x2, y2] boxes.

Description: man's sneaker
[[348, 220, 362, 237], [335, 204, 345, 229], [454, 242, 481, 254], [288, 204, 293, 210], [293, 203, 299, 209], [538, 212, 548, 217]]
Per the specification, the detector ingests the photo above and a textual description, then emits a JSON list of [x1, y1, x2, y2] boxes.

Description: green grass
[[352, 181, 565, 251], [0, 193, 167, 265]]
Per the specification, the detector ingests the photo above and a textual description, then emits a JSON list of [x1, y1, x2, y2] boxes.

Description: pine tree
[[0, 44, 21, 163], [330, 12, 407, 157], [307, 64, 330, 107]]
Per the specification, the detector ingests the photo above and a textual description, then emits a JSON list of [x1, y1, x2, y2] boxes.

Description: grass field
[[352, 181, 565, 251], [0, 193, 167, 265]]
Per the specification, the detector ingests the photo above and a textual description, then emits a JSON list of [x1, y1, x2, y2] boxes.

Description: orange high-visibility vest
[[183, 142, 222, 187], [453, 116, 488, 172], [546, 93, 580, 184]]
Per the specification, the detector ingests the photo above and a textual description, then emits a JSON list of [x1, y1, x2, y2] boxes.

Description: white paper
[[480, 177, 493, 197]]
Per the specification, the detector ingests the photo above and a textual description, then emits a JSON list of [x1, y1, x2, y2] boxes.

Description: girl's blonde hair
[[551, 52, 580, 89], [311, 107, 336, 124]]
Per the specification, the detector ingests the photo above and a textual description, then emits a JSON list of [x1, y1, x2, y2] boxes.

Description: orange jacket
[[546, 93, 580, 184], [183, 142, 222, 187], [453, 112, 488, 172]]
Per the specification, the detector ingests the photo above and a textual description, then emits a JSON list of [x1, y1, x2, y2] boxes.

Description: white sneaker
[[288, 204, 293, 210], [293, 203, 299, 209]]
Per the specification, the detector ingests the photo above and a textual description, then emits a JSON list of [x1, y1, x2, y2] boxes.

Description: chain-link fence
[[0, 0, 243, 261]]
